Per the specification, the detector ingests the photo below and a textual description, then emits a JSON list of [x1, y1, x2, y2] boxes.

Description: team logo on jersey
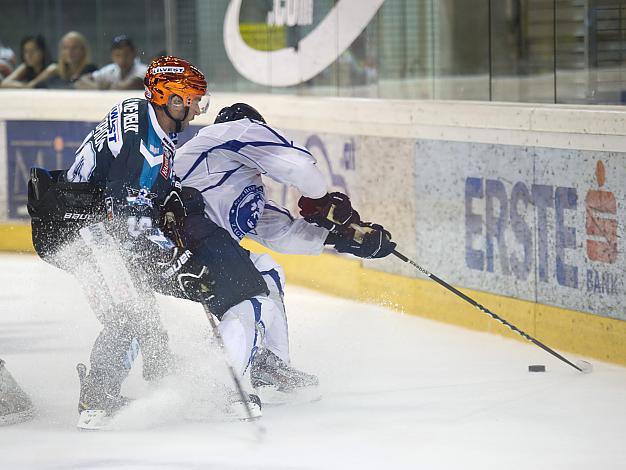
[[224, 0, 384, 86], [229, 185, 265, 239]]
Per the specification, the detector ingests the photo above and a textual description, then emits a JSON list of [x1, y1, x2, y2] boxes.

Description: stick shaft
[[392, 250, 583, 372]]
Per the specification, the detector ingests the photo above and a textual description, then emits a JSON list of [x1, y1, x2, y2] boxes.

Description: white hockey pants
[[218, 252, 290, 376]]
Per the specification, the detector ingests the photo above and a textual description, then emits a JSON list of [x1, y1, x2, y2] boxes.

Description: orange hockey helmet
[[144, 56, 209, 112]]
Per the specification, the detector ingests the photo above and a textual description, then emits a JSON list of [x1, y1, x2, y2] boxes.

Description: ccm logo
[[63, 213, 93, 220]]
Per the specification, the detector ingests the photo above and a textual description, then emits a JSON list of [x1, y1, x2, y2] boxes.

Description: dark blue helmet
[[214, 102, 266, 124]]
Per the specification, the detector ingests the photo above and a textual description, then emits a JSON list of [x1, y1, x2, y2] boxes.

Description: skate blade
[[77, 409, 113, 431], [223, 401, 262, 421], [255, 384, 321, 406]]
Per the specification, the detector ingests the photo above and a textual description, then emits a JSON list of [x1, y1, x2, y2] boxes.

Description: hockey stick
[[391, 249, 592, 373], [164, 213, 266, 433]]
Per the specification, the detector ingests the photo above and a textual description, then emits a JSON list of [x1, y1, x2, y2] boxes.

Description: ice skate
[[0, 359, 35, 426], [76, 363, 131, 430], [223, 391, 262, 421], [251, 349, 320, 405]]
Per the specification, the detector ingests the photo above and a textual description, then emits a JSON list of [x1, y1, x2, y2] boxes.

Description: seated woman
[[1, 35, 53, 88], [38, 31, 97, 89]]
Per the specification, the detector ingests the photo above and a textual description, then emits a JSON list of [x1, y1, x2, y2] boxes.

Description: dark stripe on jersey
[[197, 164, 244, 193], [256, 121, 312, 156], [180, 136, 313, 181]]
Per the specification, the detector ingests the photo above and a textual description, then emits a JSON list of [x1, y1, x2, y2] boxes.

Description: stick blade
[[576, 360, 593, 374]]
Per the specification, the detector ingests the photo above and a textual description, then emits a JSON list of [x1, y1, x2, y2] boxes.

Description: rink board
[[0, 92, 625, 365], [1, 222, 625, 366], [413, 140, 625, 321]]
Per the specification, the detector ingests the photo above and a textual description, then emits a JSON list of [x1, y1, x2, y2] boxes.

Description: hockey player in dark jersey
[[28, 56, 269, 428], [29, 57, 208, 424], [65, 56, 209, 427]]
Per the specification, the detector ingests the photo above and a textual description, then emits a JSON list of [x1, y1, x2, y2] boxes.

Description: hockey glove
[[298, 192, 359, 232], [327, 222, 396, 259], [160, 249, 215, 303], [178, 265, 216, 303], [159, 182, 186, 229]]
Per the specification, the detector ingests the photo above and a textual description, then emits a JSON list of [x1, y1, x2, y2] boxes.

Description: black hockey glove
[[160, 249, 215, 303], [298, 192, 359, 232], [326, 222, 396, 259], [159, 181, 186, 229]]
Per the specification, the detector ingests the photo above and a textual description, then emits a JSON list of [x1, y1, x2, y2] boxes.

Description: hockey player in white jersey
[[175, 103, 396, 402]]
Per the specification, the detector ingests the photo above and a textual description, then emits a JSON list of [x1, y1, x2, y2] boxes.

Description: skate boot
[[0, 359, 34, 425], [226, 391, 262, 421], [76, 363, 131, 430], [251, 349, 320, 405]]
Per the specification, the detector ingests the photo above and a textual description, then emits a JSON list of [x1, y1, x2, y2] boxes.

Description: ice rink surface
[[1, 253, 625, 470]]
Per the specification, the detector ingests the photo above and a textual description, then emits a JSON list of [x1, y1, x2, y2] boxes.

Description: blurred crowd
[[0, 32, 149, 90]]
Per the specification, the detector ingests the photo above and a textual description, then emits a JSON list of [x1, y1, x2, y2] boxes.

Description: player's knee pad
[[219, 302, 258, 375], [219, 297, 276, 374], [251, 253, 285, 297], [251, 254, 286, 317]]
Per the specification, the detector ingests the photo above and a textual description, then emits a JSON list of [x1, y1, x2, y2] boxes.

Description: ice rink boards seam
[[2, 222, 624, 366]]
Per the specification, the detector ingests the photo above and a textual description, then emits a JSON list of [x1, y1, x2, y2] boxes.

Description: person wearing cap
[[76, 35, 147, 90]]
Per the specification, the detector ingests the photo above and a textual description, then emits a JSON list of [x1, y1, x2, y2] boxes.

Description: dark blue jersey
[[67, 98, 176, 218]]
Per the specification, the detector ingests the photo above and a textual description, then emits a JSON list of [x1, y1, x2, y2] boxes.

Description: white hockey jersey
[[174, 119, 329, 255]]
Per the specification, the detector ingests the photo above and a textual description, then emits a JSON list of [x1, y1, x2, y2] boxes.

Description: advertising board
[[415, 140, 625, 319]]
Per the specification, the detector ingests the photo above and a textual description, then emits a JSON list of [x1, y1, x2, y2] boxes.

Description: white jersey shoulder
[[177, 119, 322, 188], [174, 119, 328, 252]]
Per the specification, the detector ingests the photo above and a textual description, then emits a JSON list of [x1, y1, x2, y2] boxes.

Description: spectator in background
[[39, 31, 97, 89], [0, 40, 16, 80], [1, 35, 53, 88], [76, 35, 146, 90]]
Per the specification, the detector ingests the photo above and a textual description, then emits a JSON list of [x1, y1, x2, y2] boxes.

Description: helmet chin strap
[[163, 105, 189, 133]]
